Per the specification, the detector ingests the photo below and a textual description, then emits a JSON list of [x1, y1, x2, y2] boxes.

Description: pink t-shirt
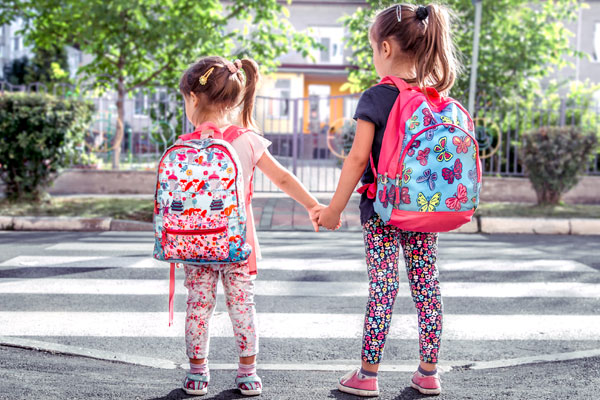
[[230, 131, 271, 201], [230, 131, 271, 261]]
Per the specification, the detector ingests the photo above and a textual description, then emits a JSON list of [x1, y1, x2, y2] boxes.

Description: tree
[[3, 57, 29, 85], [342, 0, 583, 103], [25, 45, 71, 88], [2, 0, 317, 169]]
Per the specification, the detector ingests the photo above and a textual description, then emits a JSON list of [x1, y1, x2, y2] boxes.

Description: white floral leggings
[[184, 261, 258, 360]]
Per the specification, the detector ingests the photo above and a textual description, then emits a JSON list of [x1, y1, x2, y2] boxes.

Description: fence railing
[[2, 80, 599, 193]]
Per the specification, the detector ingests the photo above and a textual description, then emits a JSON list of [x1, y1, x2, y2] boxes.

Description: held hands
[[317, 206, 342, 231], [307, 203, 326, 232], [306, 203, 342, 232]]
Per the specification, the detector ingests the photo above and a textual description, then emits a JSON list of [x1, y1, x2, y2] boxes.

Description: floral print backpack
[[358, 76, 482, 232], [153, 122, 252, 325]]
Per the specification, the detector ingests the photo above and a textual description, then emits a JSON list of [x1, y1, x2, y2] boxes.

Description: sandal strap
[[186, 373, 210, 382], [236, 375, 261, 385]]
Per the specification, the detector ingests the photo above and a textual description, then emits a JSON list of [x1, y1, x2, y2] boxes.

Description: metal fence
[[474, 96, 600, 177], [1, 80, 599, 193]]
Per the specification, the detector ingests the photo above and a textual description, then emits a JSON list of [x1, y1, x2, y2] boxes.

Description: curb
[[3, 336, 599, 373], [0, 215, 598, 235]]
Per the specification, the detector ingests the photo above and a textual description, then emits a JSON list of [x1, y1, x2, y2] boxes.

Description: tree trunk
[[112, 77, 126, 170]]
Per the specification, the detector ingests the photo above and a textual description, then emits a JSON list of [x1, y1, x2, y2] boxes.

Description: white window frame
[[268, 79, 292, 119], [594, 22, 600, 63], [309, 26, 345, 65]]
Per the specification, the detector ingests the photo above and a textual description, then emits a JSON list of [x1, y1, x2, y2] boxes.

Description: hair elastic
[[199, 67, 214, 85], [416, 5, 429, 21], [396, 4, 402, 22], [225, 59, 242, 74]]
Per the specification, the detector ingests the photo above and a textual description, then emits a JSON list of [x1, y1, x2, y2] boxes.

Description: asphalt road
[[0, 230, 599, 399]]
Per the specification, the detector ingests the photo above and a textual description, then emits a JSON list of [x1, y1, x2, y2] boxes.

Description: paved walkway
[[252, 194, 362, 231]]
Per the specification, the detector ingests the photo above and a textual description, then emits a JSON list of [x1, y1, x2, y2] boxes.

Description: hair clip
[[396, 4, 402, 22], [199, 67, 214, 85]]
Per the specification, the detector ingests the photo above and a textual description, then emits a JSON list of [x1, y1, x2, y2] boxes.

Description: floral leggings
[[362, 215, 442, 364], [184, 261, 258, 360]]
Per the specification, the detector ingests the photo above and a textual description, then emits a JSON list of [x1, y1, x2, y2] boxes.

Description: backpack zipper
[[164, 226, 227, 235]]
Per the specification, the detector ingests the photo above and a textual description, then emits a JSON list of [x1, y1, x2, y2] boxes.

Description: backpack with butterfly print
[[358, 76, 482, 232]]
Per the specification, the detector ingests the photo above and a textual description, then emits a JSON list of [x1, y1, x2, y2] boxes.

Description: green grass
[[0, 197, 154, 223], [0, 198, 599, 222], [475, 202, 600, 219]]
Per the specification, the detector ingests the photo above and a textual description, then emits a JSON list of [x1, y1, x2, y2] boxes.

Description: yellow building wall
[[256, 72, 304, 134], [303, 75, 350, 133]]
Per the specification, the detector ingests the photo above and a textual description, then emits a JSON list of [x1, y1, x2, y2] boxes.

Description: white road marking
[[45, 242, 155, 252], [0, 312, 598, 341], [1, 256, 593, 272], [1, 278, 598, 298]]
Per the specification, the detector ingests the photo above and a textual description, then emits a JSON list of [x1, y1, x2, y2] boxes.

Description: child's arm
[[256, 151, 324, 231], [318, 119, 375, 230]]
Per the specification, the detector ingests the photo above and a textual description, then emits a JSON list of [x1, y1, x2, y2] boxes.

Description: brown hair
[[179, 56, 260, 128], [371, 3, 460, 94]]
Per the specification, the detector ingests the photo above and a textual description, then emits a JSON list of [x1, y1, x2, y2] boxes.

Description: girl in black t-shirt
[[318, 3, 461, 397]]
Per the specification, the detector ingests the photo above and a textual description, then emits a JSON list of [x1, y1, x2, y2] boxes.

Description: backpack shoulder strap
[[378, 75, 410, 91], [222, 125, 250, 142]]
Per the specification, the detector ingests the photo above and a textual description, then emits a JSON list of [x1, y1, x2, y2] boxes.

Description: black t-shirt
[[353, 84, 400, 225]]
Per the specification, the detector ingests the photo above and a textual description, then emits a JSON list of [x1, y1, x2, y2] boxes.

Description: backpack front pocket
[[162, 215, 229, 262]]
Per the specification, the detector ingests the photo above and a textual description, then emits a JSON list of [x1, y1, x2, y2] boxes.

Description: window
[[307, 84, 331, 133], [13, 37, 20, 52], [268, 79, 291, 118], [310, 27, 345, 65], [594, 22, 600, 62], [134, 91, 146, 116], [320, 37, 331, 63], [68, 51, 82, 79]]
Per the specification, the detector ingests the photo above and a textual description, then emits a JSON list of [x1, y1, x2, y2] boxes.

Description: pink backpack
[[358, 76, 482, 232]]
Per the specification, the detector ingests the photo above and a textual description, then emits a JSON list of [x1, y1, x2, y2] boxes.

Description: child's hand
[[307, 203, 325, 232], [318, 206, 342, 231]]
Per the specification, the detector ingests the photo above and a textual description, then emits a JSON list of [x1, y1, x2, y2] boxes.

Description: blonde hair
[[179, 56, 260, 128], [371, 3, 461, 94]]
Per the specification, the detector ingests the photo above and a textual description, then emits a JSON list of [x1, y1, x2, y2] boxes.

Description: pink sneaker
[[411, 370, 441, 395], [337, 368, 379, 397]]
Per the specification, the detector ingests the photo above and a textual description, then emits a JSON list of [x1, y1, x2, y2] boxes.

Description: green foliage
[[520, 126, 597, 205], [1, 0, 320, 168], [0, 93, 94, 201], [25, 45, 71, 88], [341, 0, 583, 102], [148, 92, 183, 153], [2, 57, 29, 85]]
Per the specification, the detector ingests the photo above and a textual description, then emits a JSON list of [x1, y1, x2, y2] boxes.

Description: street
[[0, 230, 599, 399]]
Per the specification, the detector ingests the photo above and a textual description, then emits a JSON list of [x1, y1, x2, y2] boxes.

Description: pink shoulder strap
[[178, 123, 249, 143]]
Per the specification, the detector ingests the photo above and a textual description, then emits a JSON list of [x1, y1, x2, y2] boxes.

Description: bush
[[521, 126, 597, 205], [0, 92, 94, 201]]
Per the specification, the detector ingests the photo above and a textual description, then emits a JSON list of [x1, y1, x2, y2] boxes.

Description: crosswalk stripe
[[1, 278, 599, 298], [0, 312, 598, 340], [1, 256, 594, 272], [45, 241, 551, 257]]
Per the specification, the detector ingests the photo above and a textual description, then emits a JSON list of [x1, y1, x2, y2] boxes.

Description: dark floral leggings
[[362, 215, 442, 364]]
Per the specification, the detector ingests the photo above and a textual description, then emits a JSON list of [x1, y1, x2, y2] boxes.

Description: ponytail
[[239, 59, 260, 129], [371, 3, 461, 94], [179, 56, 260, 129]]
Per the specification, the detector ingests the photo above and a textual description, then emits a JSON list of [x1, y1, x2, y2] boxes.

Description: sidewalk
[[0, 194, 599, 235]]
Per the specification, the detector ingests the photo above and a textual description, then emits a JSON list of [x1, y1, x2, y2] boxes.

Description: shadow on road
[[146, 388, 250, 400], [328, 387, 431, 399]]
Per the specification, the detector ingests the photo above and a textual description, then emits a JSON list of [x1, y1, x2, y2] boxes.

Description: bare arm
[[256, 150, 323, 231], [318, 119, 375, 229]]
